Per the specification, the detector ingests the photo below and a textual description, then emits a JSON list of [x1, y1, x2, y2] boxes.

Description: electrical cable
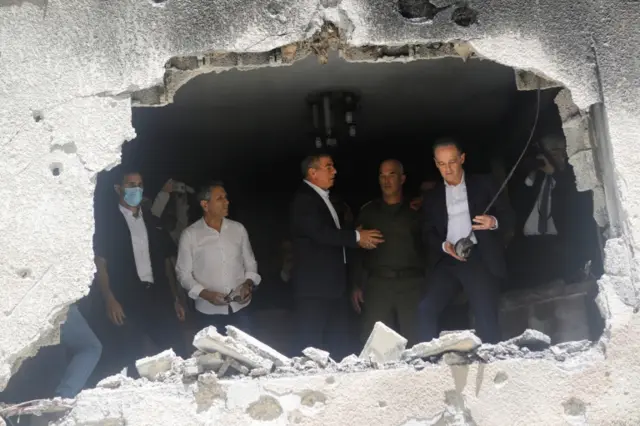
[[454, 80, 542, 259]]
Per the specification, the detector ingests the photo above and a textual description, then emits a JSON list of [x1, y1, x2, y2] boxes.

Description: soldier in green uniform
[[351, 159, 426, 345]]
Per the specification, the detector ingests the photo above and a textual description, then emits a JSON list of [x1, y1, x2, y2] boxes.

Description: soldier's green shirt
[[353, 199, 425, 284]]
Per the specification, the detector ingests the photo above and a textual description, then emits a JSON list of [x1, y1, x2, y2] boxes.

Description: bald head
[[379, 159, 406, 200]]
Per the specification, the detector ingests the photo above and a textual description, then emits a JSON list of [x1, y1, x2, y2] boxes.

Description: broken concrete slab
[[194, 350, 224, 371], [226, 325, 290, 367], [135, 349, 176, 380], [193, 327, 273, 370], [505, 329, 551, 351], [403, 331, 482, 361], [302, 347, 330, 368], [359, 321, 408, 364]]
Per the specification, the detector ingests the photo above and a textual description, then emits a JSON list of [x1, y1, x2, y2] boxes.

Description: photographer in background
[[507, 133, 601, 289]]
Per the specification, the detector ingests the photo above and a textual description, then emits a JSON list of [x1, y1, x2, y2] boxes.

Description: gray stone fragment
[[193, 326, 273, 370], [218, 358, 232, 376], [403, 331, 481, 360], [505, 329, 551, 350], [359, 321, 408, 364], [195, 351, 224, 371], [302, 347, 330, 367], [250, 367, 269, 377], [443, 352, 470, 366], [135, 349, 176, 380], [339, 354, 359, 366], [182, 358, 201, 377], [227, 358, 250, 375], [226, 325, 291, 367]]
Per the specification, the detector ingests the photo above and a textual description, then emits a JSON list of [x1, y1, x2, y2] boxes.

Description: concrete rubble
[[402, 330, 482, 361], [2, 323, 609, 425], [359, 321, 408, 363], [135, 349, 176, 380]]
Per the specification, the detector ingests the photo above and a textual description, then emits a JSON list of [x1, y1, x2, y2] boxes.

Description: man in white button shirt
[[290, 153, 384, 357], [176, 181, 260, 332], [418, 139, 514, 343]]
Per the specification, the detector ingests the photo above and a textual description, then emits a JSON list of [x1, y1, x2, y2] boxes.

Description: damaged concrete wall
[[1, 0, 640, 423]]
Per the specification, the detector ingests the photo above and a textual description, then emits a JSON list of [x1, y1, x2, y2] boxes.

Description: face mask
[[123, 187, 143, 207]]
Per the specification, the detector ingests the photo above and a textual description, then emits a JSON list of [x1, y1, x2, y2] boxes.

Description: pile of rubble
[[130, 322, 594, 384]]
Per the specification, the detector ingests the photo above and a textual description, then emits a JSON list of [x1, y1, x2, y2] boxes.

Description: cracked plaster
[[0, 0, 639, 423]]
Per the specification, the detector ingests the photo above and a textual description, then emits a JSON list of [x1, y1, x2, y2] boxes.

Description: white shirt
[[523, 173, 558, 236], [442, 174, 497, 252], [176, 217, 261, 315], [304, 180, 359, 263], [119, 204, 154, 283]]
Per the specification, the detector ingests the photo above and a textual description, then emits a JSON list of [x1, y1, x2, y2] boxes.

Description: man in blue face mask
[[93, 167, 187, 378]]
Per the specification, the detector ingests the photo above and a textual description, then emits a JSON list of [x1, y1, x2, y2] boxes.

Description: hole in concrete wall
[[16, 268, 32, 279], [32, 110, 44, 123], [397, 0, 448, 21], [451, 6, 478, 27], [1, 40, 611, 404], [49, 162, 62, 176]]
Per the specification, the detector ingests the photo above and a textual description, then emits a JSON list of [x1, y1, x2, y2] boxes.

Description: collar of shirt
[[119, 203, 143, 220], [444, 172, 466, 188], [200, 217, 228, 235], [304, 180, 330, 199]]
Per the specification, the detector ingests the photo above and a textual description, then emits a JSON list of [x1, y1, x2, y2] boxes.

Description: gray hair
[[380, 159, 405, 175], [197, 180, 225, 203], [300, 153, 331, 178]]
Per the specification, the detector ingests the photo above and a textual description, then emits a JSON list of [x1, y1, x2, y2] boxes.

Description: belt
[[369, 267, 423, 279]]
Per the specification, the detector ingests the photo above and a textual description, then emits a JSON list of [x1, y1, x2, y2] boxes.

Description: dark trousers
[[361, 276, 423, 347], [419, 254, 501, 343], [294, 297, 349, 360], [193, 306, 252, 335], [107, 282, 185, 376]]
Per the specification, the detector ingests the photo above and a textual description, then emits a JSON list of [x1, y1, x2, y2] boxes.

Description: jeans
[[55, 304, 102, 398]]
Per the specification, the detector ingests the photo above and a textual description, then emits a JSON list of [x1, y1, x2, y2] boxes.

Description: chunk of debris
[[182, 358, 201, 377], [226, 325, 291, 367], [302, 347, 330, 368], [443, 352, 470, 366], [193, 326, 273, 370], [359, 321, 408, 363], [96, 373, 134, 389], [505, 329, 551, 351], [227, 358, 250, 375], [403, 331, 481, 361], [250, 367, 270, 377], [194, 351, 224, 371], [135, 349, 176, 380], [339, 354, 359, 367], [218, 358, 232, 376]]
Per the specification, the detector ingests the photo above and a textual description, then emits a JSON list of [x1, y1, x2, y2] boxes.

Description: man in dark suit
[[93, 167, 186, 376], [507, 134, 601, 288], [290, 153, 383, 357], [419, 139, 514, 344]]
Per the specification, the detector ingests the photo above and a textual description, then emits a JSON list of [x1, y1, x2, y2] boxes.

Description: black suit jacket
[[422, 174, 515, 278], [290, 182, 359, 298], [94, 204, 175, 300]]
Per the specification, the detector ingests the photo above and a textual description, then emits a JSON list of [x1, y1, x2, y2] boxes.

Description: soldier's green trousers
[[360, 275, 424, 347]]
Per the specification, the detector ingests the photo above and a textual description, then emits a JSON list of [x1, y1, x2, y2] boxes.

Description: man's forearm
[[95, 257, 115, 301], [165, 258, 184, 302]]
